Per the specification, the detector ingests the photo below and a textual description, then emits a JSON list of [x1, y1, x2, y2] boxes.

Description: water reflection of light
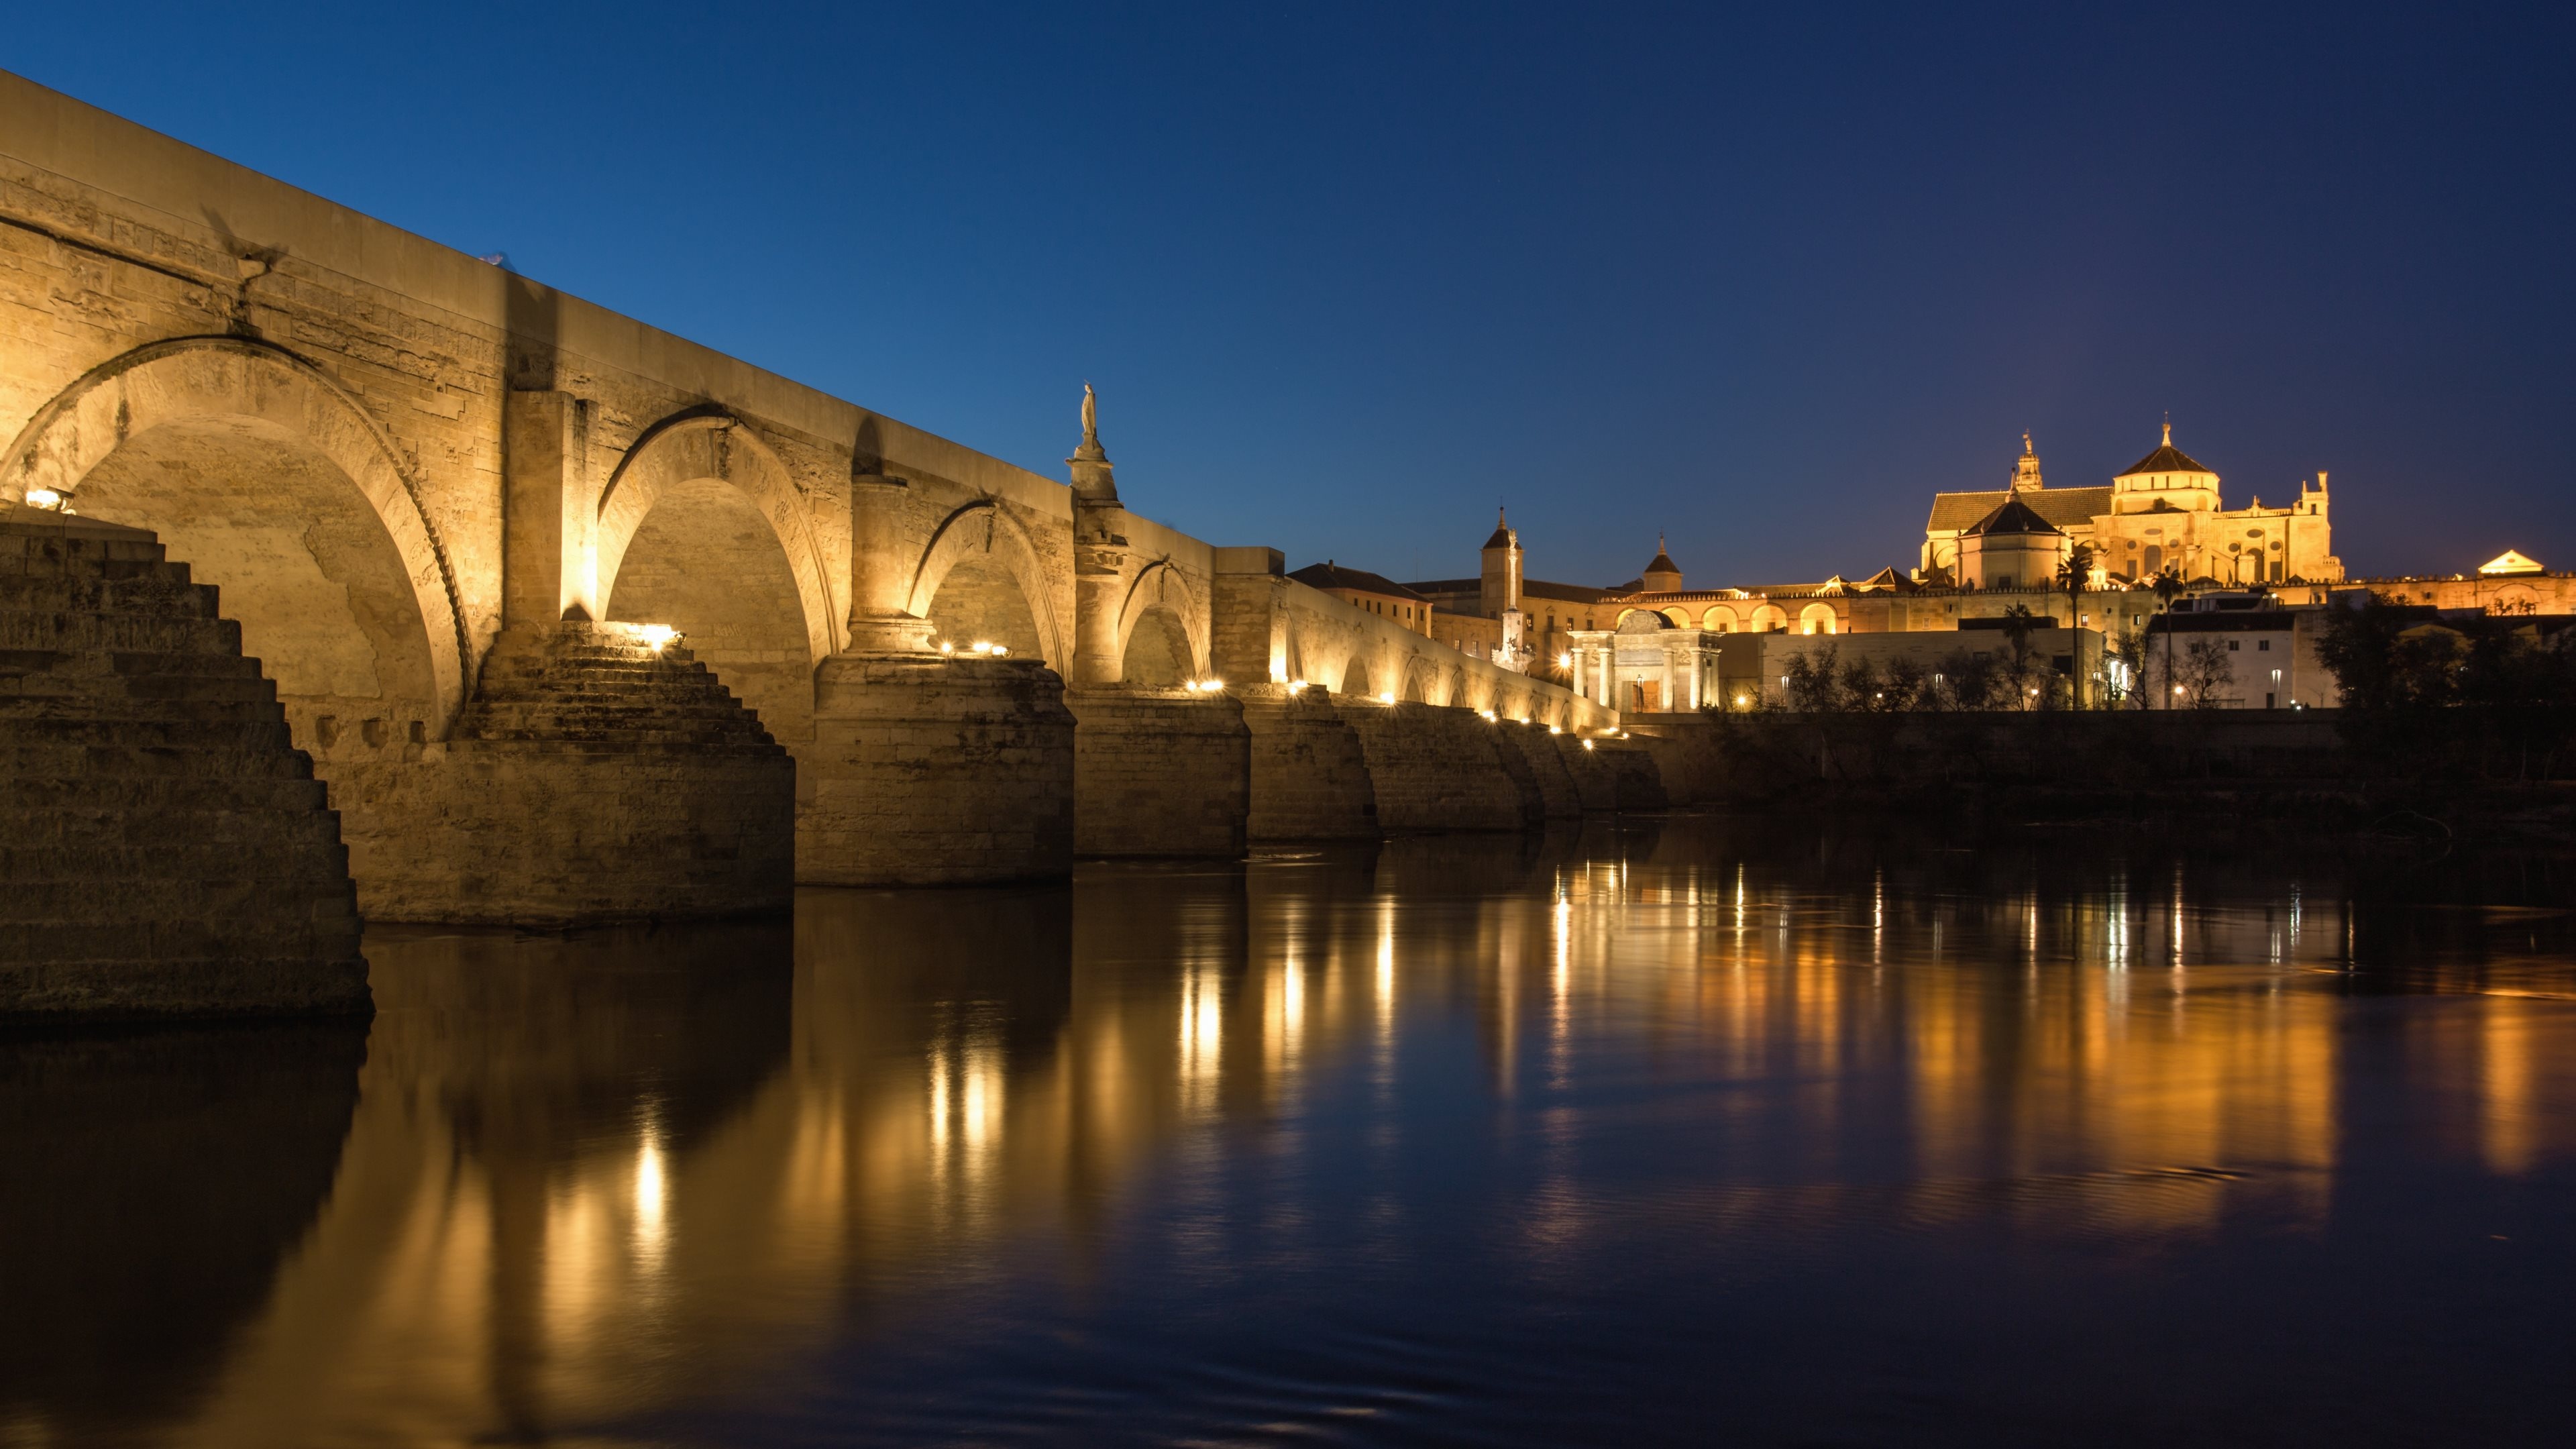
[[2171, 863, 2187, 969], [2107, 870, 2131, 974], [962, 1035, 1000, 1161], [928, 1038, 953, 1167], [1872, 869, 1884, 966], [635, 1128, 669, 1267], [1376, 905, 1396, 1006], [2482, 1003, 2536, 1176], [1181, 965, 1223, 1113], [138, 836, 2576, 1447]]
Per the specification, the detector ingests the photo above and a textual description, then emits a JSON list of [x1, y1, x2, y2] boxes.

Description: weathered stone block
[[1236, 683, 1377, 841], [802, 652, 1075, 885], [1069, 687, 1251, 857], [0, 508, 367, 1018], [350, 621, 796, 926]]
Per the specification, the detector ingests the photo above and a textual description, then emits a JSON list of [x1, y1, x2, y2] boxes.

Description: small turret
[[1480, 506, 1522, 617], [1640, 533, 1682, 593]]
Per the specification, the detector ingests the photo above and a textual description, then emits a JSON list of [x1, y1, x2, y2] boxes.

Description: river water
[[4, 817, 2573, 1447]]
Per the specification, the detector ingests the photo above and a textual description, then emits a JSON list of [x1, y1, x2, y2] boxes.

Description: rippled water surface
[[7, 817, 2575, 1447]]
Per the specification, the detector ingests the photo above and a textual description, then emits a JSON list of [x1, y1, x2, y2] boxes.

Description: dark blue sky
[[9, 3, 2569, 586]]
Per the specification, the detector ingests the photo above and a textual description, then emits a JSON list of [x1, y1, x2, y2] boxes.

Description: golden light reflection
[[2481, 1002, 2536, 1176], [1181, 963, 1223, 1114], [38, 841, 2571, 1448]]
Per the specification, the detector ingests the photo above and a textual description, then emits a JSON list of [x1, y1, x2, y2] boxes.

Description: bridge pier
[[1495, 722, 1583, 820], [1238, 684, 1378, 841], [359, 622, 796, 926], [800, 652, 1075, 884], [1340, 698, 1530, 833], [1069, 687, 1251, 857], [1, 510, 368, 1016]]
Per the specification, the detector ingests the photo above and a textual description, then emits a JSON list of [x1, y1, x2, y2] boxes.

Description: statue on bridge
[[1079, 382, 1101, 456]]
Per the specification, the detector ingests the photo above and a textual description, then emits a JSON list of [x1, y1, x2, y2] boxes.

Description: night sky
[[9, 3, 2568, 588]]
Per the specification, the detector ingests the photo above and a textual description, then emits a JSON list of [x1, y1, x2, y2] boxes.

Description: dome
[[1960, 496, 2064, 537], [2118, 422, 2214, 479]]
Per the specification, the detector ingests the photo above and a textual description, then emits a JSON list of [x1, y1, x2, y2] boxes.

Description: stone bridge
[[0, 72, 1635, 938]]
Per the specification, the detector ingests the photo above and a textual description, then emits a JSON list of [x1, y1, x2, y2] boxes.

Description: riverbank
[[1624, 710, 2576, 846]]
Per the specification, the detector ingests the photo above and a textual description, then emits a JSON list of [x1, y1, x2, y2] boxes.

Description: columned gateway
[[0, 72, 1631, 955]]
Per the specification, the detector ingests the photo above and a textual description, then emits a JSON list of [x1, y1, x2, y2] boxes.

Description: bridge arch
[[600, 411, 839, 747], [1400, 653, 1437, 704], [3, 336, 468, 728], [903, 499, 1070, 672], [1115, 559, 1205, 687], [1338, 651, 1378, 700]]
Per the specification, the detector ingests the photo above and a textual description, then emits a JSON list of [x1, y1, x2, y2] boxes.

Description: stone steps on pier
[[0, 506, 367, 1018], [341, 621, 797, 927]]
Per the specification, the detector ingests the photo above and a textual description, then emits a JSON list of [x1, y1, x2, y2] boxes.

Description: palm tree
[[2055, 543, 2096, 706], [2150, 567, 2184, 708], [1999, 602, 2041, 710]]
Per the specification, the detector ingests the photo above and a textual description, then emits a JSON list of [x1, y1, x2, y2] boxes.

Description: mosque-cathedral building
[[1297, 423, 2571, 712]]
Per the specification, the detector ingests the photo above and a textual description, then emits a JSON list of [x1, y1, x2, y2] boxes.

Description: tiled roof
[[1524, 578, 1612, 604], [2119, 441, 2214, 477], [1288, 562, 1425, 602], [1960, 497, 2065, 537], [1927, 486, 2111, 533]]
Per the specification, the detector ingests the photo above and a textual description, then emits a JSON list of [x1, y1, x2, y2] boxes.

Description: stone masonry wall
[[802, 654, 1075, 885], [349, 623, 795, 926], [1236, 683, 1378, 841], [0, 508, 368, 1016], [1495, 724, 1583, 819], [1340, 700, 1529, 833], [1069, 689, 1252, 857]]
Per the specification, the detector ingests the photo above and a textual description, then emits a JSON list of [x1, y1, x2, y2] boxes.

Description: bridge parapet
[[0, 72, 1636, 927]]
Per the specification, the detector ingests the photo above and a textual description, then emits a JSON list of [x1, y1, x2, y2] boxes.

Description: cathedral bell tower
[[1479, 507, 1523, 617], [2010, 432, 2044, 492]]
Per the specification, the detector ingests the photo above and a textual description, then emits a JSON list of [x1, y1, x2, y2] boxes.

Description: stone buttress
[[0, 508, 368, 1017], [1067, 687, 1252, 856], [1339, 698, 1529, 833], [1235, 682, 1377, 841], [360, 623, 796, 926], [801, 652, 1075, 885]]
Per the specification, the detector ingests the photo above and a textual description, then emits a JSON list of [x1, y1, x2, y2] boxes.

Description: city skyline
[[5, 3, 2567, 586]]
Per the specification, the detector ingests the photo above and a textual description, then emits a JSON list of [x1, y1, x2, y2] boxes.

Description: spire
[[1641, 532, 1682, 591], [2162, 413, 2171, 447], [1483, 504, 1517, 551]]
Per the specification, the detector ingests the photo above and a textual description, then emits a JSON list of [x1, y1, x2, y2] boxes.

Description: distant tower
[[2010, 431, 2045, 492], [1640, 534, 1682, 593], [1480, 507, 1523, 618]]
